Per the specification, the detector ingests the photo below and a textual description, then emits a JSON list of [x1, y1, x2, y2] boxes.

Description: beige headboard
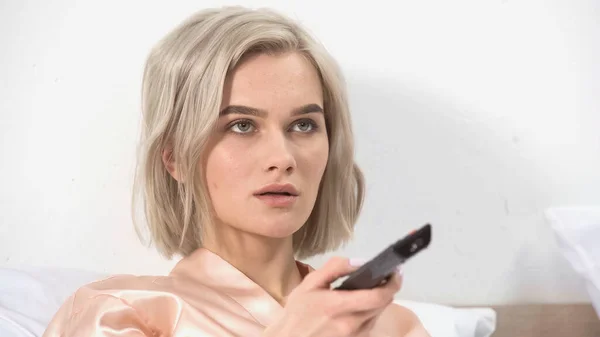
[[488, 303, 600, 337]]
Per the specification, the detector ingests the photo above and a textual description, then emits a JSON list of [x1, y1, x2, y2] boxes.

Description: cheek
[[205, 144, 246, 195], [317, 147, 329, 175], [304, 137, 329, 180]]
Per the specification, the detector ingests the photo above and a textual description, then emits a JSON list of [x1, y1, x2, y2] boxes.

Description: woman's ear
[[162, 147, 181, 181]]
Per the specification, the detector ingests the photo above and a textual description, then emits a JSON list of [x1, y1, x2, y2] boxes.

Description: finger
[[298, 256, 359, 291], [349, 257, 368, 267], [395, 264, 404, 277], [380, 267, 403, 288], [390, 272, 404, 293], [329, 288, 392, 313], [331, 274, 402, 312], [385, 272, 403, 292], [375, 272, 403, 302]]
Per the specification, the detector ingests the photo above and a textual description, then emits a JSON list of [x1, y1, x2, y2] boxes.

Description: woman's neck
[[202, 231, 303, 306]]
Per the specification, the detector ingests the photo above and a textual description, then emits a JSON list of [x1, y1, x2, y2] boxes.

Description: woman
[[43, 6, 430, 337]]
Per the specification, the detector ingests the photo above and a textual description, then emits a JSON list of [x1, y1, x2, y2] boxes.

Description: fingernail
[[395, 266, 403, 276], [349, 258, 367, 267]]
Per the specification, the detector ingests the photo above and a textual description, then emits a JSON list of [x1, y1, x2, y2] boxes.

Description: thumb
[[298, 256, 360, 291]]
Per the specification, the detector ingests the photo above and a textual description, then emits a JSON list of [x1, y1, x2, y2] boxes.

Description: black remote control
[[334, 224, 432, 290]]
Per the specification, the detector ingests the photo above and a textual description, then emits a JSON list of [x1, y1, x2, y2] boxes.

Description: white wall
[[1, 0, 598, 306]]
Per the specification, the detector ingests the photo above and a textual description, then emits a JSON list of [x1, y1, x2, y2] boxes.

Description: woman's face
[[204, 52, 329, 239]]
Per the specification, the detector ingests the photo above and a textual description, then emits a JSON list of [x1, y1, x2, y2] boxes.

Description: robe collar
[[169, 247, 313, 327]]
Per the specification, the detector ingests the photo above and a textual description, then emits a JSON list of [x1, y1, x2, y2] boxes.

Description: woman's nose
[[263, 132, 296, 174]]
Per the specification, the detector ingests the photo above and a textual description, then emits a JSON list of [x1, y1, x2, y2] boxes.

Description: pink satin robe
[[42, 248, 404, 336]]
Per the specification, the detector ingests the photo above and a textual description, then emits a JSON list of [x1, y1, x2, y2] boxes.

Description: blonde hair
[[132, 6, 364, 260]]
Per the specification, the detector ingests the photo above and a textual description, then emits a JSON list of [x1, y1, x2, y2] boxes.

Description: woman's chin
[[251, 221, 305, 239]]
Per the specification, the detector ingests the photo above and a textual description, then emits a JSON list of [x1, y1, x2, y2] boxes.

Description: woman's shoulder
[[71, 273, 169, 294], [42, 274, 186, 337], [78, 273, 168, 290], [66, 272, 198, 308], [55, 274, 168, 312]]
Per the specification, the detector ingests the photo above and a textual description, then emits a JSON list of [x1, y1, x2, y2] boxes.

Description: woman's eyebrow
[[292, 103, 323, 116], [219, 103, 323, 117]]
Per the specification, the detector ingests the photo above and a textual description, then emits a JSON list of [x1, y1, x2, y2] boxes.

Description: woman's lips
[[254, 193, 298, 207]]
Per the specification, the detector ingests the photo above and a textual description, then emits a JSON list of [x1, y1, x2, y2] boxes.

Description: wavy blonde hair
[[132, 6, 364, 260]]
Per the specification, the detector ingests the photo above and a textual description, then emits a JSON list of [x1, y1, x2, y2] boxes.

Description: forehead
[[221, 52, 324, 111]]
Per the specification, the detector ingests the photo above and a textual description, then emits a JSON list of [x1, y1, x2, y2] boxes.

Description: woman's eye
[[230, 121, 255, 133], [291, 120, 317, 132]]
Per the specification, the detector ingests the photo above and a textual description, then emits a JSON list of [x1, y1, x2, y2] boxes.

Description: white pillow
[[0, 266, 106, 337], [545, 206, 600, 318], [0, 266, 496, 337], [395, 299, 496, 337]]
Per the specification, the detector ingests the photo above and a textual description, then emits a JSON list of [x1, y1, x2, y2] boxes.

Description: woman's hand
[[263, 256, 403, 337]]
